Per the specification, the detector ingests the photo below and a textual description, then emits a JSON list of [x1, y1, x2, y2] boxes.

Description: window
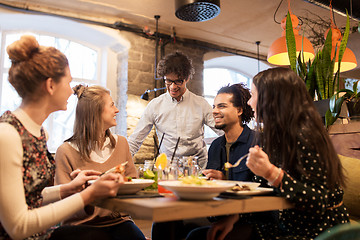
[[203, 67, 251, 139], [204, 67, 251, 107], [0, 32, 100, 152]]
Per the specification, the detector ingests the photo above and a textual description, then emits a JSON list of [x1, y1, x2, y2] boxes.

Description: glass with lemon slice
[[155, 153, 176, 194]]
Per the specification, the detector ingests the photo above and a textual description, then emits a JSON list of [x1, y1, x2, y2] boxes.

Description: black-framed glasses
[[164, 78, 184, 86]]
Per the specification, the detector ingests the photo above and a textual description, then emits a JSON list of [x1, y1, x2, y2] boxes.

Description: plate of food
[[158, 176, 235, 200], [88, 178, 155, 195], [217, 181, 260, 191], [89, 162, 155, 194], [116, 179, 155, 194], [225, 182, 273, 196]]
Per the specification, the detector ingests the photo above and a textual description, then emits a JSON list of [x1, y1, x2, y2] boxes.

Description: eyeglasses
[[164, 78, 184, 86]]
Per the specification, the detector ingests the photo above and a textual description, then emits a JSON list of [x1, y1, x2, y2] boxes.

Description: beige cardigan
[[54, 135, 138, 226]]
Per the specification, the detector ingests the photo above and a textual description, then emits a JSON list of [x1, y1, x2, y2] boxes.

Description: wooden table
[[95, 194, 294, 222]]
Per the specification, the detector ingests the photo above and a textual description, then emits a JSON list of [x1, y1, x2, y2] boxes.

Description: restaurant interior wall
[[0, 8, 131, 152], [0, 6, 211, 163]]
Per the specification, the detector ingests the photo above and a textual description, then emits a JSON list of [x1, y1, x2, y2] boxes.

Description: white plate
[[226, 187, 274, 196], [158, 180, 235, 200], [217, 181, 260, 191], [117, 179, 155, 194], [88, 179, 155, 195]]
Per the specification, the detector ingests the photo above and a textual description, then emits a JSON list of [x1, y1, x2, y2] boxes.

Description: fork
[[224, 153, 249, 170]]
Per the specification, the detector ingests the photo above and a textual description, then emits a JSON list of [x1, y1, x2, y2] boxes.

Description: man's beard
[[215, 123, 226, 130]]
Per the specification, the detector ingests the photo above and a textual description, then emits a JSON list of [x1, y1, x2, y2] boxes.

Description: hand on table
[[202, 169, 225, 180]]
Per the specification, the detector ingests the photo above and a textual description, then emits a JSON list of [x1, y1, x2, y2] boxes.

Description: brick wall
[[123, 31, 208, 163]]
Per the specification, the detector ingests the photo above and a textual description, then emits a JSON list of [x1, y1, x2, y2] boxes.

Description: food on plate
[[114, 164, 132, 182], [180, 175, 216, 186], [103, 162, 132, 182], [155, 153, 168, 170], [231, 184, 251, 191]]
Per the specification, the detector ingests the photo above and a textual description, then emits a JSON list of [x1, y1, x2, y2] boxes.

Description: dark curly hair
[[217, 83, 254, 125], [157, 51, 195, 80]]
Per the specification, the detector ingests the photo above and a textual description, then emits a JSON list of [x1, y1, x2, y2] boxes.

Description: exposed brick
[[129, 51, 141, 61]]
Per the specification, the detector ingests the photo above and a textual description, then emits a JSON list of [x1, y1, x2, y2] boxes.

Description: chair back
[[315, 224, 360, 240]]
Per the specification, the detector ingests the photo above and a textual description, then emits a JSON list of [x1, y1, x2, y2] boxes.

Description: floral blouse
[[252, 135, 350, 240], [0, 111, 56, 240]]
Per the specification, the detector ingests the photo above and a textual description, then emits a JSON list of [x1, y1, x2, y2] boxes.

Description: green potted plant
[[326, 21, 360, 125], [285, 11, 351, 127], [327, 80, 360, 124]]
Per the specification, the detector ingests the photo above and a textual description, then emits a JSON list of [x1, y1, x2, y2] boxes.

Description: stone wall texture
[[123, 31, 208, 163]]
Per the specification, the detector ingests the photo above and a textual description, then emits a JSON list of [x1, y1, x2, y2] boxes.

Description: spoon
[[224, 153, 249, 170]]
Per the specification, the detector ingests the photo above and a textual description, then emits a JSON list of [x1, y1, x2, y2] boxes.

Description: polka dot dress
[[252, 138, 350, 240]]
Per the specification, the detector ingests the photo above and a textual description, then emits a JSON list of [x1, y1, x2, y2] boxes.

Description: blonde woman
[[55, 85, 145, 240], [0, 35, 123, 240]]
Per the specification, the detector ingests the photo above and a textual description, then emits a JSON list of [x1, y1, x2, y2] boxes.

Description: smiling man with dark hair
[[203, 83, 255, 181]]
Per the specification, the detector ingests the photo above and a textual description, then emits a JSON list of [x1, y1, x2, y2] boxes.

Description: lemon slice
[[155, 153, 168, 170]]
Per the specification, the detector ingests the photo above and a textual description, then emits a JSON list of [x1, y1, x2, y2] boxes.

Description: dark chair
[[315, 223, 360, 240]]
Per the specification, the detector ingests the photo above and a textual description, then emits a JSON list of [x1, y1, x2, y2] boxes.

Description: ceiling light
[[325, 0, 357, 73], [327, 27, 357, 72], [267, 14, 315, 66], [140, 87, 167, 101], [175, 0, 220, 22]]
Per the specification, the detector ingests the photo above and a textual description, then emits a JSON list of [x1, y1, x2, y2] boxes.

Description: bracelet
[[269, 168, 283, 186], [264, 164, 275, 179], [273, 170, 284, 187]]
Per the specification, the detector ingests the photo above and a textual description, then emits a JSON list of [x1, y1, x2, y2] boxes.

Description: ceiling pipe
[[303, 0, 360, 21], [0, 2, 265, 61]]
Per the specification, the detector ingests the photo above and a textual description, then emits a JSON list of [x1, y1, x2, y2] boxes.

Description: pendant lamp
[[325, 1, 357, 73], [267, 0, 314, 66], [326, 27, 357, 72], [267, 14, 315, 66]]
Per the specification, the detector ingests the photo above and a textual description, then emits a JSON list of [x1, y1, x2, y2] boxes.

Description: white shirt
[[69, 135, 118, 163], [128, 90, 223, 168], [0, 108, 84, 239]]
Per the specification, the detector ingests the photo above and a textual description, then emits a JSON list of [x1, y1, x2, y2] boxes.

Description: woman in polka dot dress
[[188, 67, 349, 240]]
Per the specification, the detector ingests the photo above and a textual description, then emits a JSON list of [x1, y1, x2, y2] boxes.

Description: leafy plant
[[285, 11, 352, 126], [326, 80, 360, 125]]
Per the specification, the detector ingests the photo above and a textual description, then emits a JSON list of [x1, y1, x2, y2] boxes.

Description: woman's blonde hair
[[7, 35, 68, 101], [66, 84, 116, 161]]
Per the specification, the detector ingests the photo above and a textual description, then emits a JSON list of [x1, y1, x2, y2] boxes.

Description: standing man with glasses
[[128, 51, 222, 168]]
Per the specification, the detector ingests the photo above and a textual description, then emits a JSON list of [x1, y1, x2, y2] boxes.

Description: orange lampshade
[[267, 14, 315, 66], [333, 47, 357, 72], [326, 27, 357, 72]]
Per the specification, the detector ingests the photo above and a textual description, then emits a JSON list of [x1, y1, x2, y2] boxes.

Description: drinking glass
[[156, 158, 178, 194], [141, 160, 158, 190]]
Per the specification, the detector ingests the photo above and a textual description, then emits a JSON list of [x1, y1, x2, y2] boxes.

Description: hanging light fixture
[[267, 0, 315, 66], [256, 41, 261, 72], [175, 0, 220, 22], [325, 0, 357, 73]]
